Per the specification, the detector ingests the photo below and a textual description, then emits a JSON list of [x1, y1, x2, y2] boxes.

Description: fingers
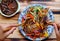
[[3, 26, 13, 32], [4, 27, 16, 38], [0, 26, 5, 40], [53, 23, 60, 41], [0, 26, 3, 32], [56, 22, 60, 29], [3, 24, 19, 32], [53, 23, 60, 36], [0, 24, 18, 40]]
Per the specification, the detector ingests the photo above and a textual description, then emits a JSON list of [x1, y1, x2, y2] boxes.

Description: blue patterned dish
[[18, 4, 54, 41]]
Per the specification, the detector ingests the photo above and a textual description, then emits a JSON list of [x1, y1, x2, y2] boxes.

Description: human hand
[[46, 19, 60, 41], [52, 23, 60, 41], [0, 24, 18, 41]]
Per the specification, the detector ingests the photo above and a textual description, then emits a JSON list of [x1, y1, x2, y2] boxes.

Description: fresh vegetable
[[22, 6, 49, 39]]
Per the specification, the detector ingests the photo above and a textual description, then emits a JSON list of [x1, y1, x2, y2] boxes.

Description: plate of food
[[18, 4, 54, 41]]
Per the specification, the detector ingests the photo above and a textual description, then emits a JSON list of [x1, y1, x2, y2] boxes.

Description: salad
[[21, 6, 50, 39]]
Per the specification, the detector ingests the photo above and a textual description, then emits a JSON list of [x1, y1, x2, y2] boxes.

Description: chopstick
[[3, 24, 22, 32]]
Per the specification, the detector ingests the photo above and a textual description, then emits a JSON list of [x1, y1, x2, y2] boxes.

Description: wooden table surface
[[0, 14, 59, 41], [0, 1, 60, 41]]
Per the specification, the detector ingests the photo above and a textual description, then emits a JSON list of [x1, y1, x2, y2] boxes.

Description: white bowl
[[0, 0, 20, 17]]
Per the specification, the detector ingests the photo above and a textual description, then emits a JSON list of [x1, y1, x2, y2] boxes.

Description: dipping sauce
[[1, 0, 18, 15]]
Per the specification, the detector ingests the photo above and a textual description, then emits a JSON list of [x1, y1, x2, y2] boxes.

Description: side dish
[[1, 0, 18, 15]]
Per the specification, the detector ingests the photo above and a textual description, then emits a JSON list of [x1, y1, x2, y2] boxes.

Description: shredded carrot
[[26, 14, 34, 19], [22, 18, 25, 22]]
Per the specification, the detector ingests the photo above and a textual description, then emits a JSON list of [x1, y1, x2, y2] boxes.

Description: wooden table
[[0, 1, 60, 41]]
